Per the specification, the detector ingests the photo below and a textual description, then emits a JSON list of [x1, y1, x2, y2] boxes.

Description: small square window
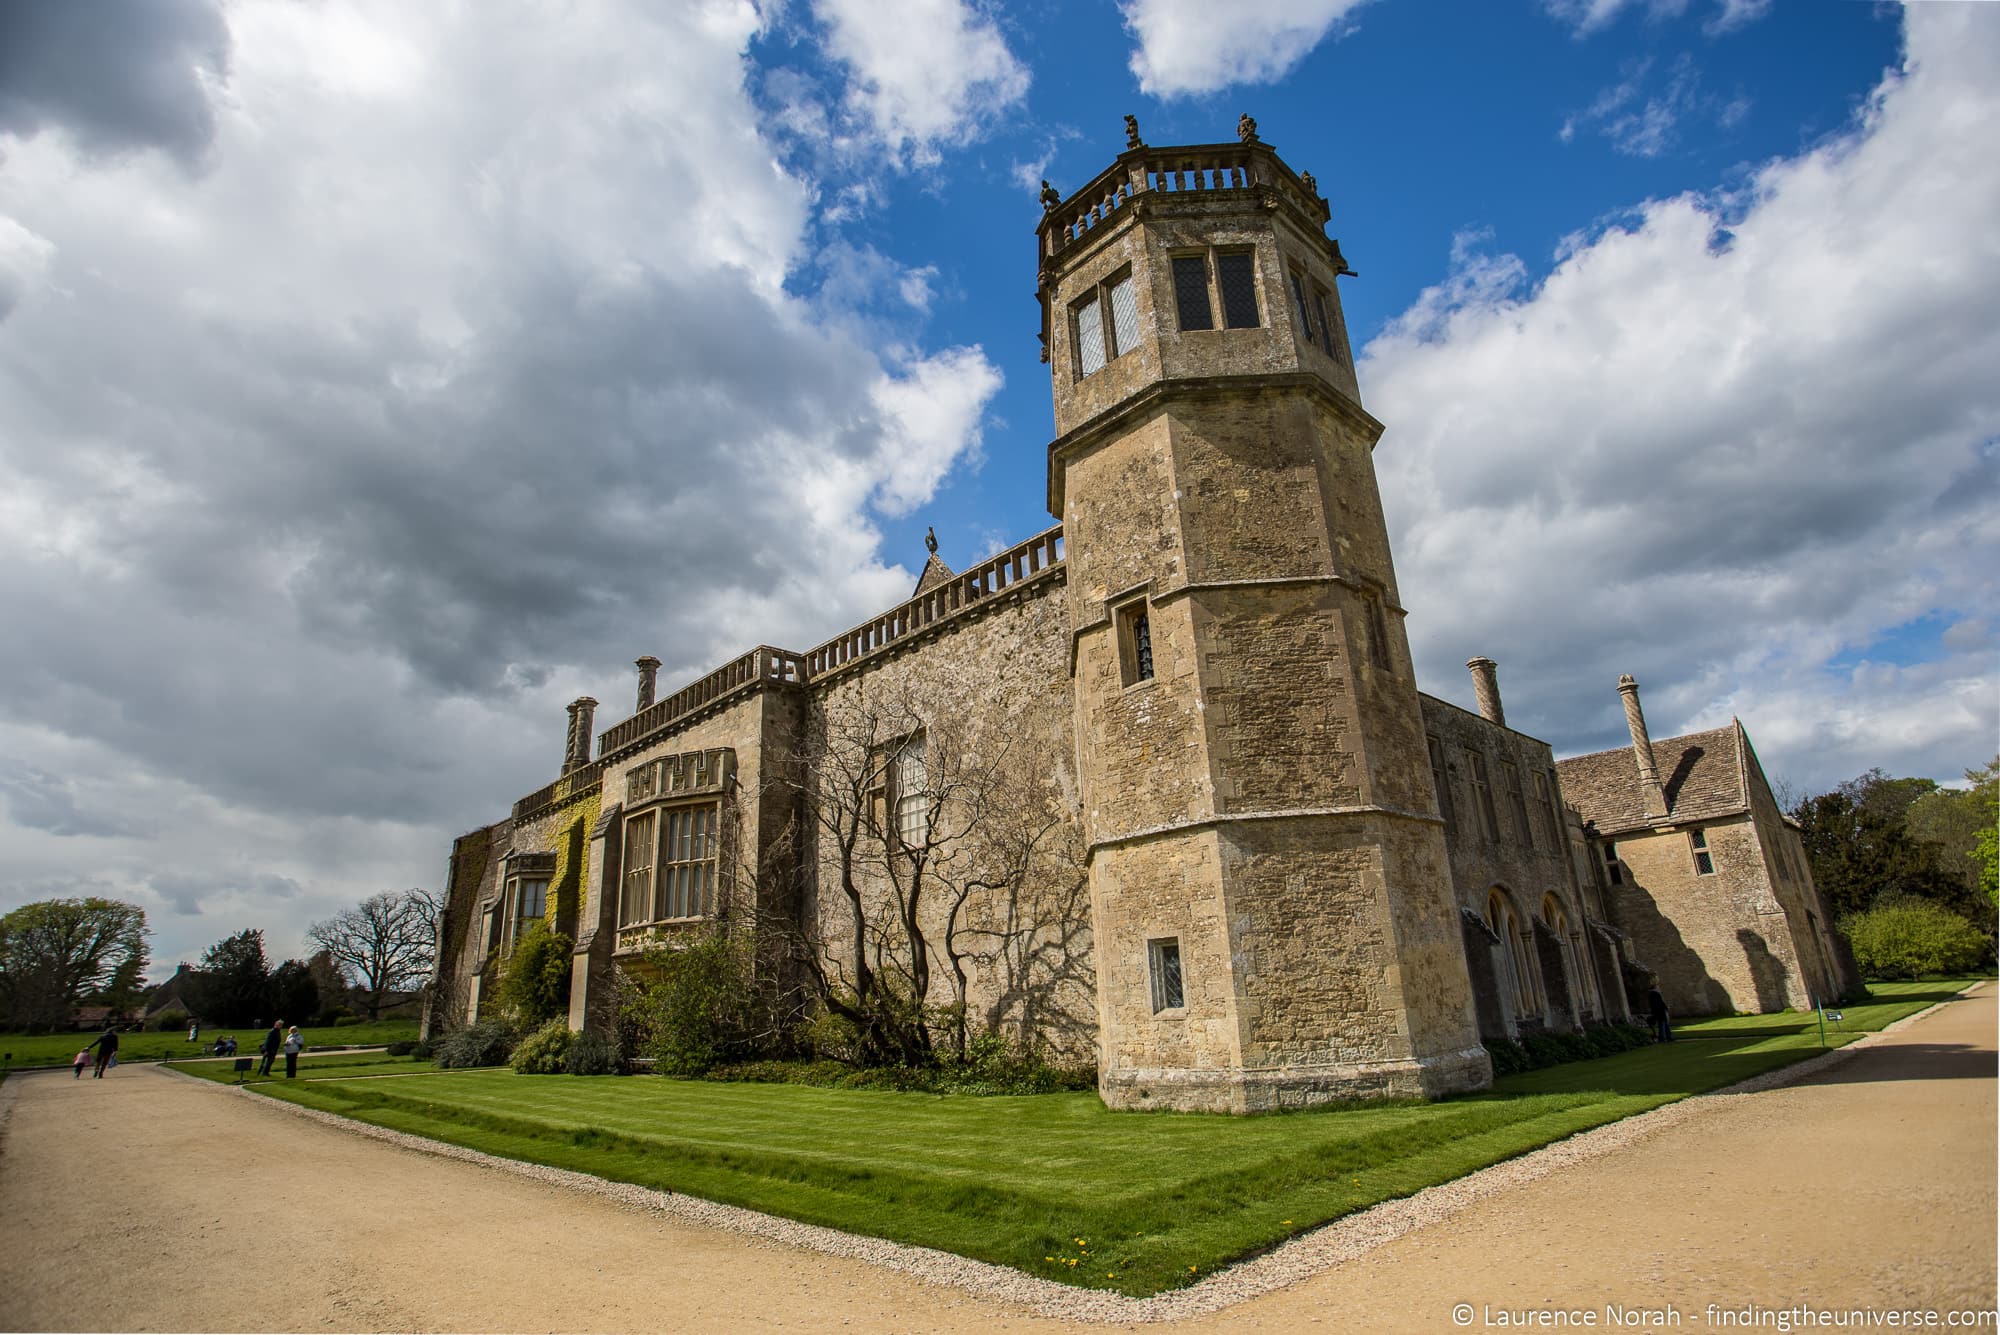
[[1116, 599, 1155, 686], [1690, 829, 1715, 876], [1216, 252, 1260, 328], [1148, 937, 1184, 1012], [1171, 255, 1214, 331]]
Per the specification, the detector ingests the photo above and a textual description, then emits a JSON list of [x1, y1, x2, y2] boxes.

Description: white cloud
[[1541, 0, 1771, 38], [811, 0, 1028, 167], [1705, 0, 1771, 37], [1367, 3, 2000, 791], [0, 0, 1004, 964], [1122, 0, 1371, 98], [1562, 54, 1743, 157]]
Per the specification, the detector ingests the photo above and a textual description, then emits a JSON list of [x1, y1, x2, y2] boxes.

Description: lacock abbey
[[429, 120, 1859, 1114]]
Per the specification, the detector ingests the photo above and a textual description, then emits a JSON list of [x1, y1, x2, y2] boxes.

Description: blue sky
[[0, 0, 1993, 968]]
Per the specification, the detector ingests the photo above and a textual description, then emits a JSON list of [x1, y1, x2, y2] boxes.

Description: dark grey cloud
[[149, 871, 303, 919], [0, 763, 150, 838], [0, 0, 230, 168]]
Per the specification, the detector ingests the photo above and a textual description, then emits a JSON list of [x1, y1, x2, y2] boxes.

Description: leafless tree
[[768, 683, 1088, 1065], [307, 888, 439, 1020]]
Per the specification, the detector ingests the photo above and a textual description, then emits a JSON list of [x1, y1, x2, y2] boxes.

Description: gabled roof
[[1556, 722, 1749, 837], [913, 552, 955, 597]]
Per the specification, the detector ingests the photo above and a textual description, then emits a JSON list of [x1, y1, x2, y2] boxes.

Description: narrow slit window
[[1107, 273, 1140, 359], [1076, 295, 1106, 376], [1290, 271, 1317, 344], [1148, 937, 1185, 1012], [1602, 841, 1622, 886], [1216, 252, 1260, 328], [1172, 255, 1214, 330], [1363, 591, 1391, 669], [1470, 752, 1499, 841], [1117, 599, 1155, 685], [893, 734, 929, 851], [1690, 829, 1715, 876], [1427, 735, 1454, 830]]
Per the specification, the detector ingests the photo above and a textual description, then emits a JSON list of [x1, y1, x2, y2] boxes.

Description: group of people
[[71, 1019, 307, 1079]]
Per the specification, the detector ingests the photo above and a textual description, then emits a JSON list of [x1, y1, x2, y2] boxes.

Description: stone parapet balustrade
[[511, 759, 603, 822], [803, 526, 1064, 679], [595, 646, 807, 761], [1038, 141, 1329, 262]]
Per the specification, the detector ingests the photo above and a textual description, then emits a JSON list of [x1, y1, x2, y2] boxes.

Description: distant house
[[142, 964, 197, 1023], [72, 1004, 143, 1032]]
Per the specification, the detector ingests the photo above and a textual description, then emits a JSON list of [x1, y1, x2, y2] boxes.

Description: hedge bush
[[510, 1019, 573, 1074], [1486, 1022, 1652, 1076], [432, 1019, 516, 1068], [384, 1040, 417, 1057], [151, 1009, 191, 1033], [619, 929, 760, 1076], [1844, 901, 1993, 979], [564, 1030, 620, 1075]]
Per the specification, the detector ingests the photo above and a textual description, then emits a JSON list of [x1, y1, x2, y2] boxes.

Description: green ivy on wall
[[543, 790, 600, 932]]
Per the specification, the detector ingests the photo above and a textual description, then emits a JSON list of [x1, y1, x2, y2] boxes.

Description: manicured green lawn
[[0, 1019, 418, 1068], [1672, 978, 1982, 1040], [168, 1050, 441, 1083], [161, 979, 1981, 1298]]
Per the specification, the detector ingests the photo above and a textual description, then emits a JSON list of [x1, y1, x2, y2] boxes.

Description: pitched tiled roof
[[1556, 723, 1747, 836]]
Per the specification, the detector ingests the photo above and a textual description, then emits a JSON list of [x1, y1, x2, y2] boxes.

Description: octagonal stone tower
[[1040, 119, 1489, 1111]]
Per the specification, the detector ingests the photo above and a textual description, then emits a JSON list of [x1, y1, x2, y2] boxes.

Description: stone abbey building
[[430, 121, 1857, 1113]]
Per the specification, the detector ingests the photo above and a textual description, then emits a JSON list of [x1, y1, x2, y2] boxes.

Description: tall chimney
[[1617, 674, 1668, 820], [635, 656, 661, 712], [1466, 656, 1505, 727], [563, 696, 599, 773]]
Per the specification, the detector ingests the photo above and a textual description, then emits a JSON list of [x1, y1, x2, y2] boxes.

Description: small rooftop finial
[[1300, 170, 1317, 196], [1039, 178, 1061, 212], [1124, 114, 1143, 150], [925, 525, 938, 555], [1237, 113, 1259, 144]]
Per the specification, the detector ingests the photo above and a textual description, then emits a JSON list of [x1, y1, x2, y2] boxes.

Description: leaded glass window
[[893, 734, 929, 851], [1149, 937, 1184, 1012], [1172, 255, 1213, 330], [658, 803, 717, 919], [1290, 271, 1317, 344], [620, 811, 656, 927], [1076, 295, 1106, 376], [1217, 252, 1259, 328], [1107, 274, 1139, 358]]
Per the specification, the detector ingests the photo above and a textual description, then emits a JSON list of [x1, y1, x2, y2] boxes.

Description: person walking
[[282, 1025, 303, 1079], [83, 1026, 119, 1078], [258, 1020, 283, 1077], [72, 1048, 89, 1079], [1645, 984, 1673, 1043], [188, 1021, 200, 1044]]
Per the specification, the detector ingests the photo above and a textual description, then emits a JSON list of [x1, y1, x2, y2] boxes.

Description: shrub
[[511, 1019, 573, 1074], [1843, 901, 1993, 979], [493, 923, 574, 1028], [410, 1038, 435, 1061], [151, 1009, 191, 1033], [1486, 1022, 1650, 1077], [564, 1030, 620, 1075], [620, 929, 759, 1076], [384, 1040, 417, 1057], [333, 1015, 366, 1027], [432, 1019, 516, 1068]]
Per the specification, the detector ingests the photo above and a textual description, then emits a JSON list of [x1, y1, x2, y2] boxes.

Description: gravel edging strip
[[159, 986, 1979, 1325]]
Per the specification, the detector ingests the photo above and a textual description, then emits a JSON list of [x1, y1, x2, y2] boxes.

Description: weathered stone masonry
[[428, 121, 1854, 1110]]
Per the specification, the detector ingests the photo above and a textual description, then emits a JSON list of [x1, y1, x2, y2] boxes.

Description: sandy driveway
[[1, 987, 1993, 1334]]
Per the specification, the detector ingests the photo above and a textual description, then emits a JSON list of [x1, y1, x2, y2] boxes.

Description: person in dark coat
[[83, 1026, 119, 1078], [1645, 985, 1672, 1042], [258, 1020, 284, 1077]]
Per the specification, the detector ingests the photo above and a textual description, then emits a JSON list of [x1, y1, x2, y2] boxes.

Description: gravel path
[[1, 985, 1991, 1333]]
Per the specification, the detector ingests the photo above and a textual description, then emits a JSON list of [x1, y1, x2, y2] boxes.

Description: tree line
[[1787, 756, 1997, 977], [0, 887, 440, 1032]]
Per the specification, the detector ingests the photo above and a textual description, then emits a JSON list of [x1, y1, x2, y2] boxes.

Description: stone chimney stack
[[563, 696, 599, 773], [1466, 656, 1505, 727], [635, 657, 661, 712], [1617, 674, 1669, 820]]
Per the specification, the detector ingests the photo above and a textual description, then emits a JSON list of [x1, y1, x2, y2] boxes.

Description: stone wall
[[1421, 693, 1610, 1036]]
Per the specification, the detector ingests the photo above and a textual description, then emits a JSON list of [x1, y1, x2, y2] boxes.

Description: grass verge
[[171, 979, 1977, 1298], [1, 1019, 418, 1068]]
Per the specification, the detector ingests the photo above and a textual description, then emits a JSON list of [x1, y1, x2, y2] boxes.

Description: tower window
[[1076, 294, 1106, 376], [1116, 598, 1155, 686], [1290, 270, 1317, 344], [892, 733, 929, 853], [1076, 270, 1141, 378], [1361, 590, 1391, 669], [1690, 829, 1715, 876], [1148, 937, 1184, 1012], [1312, 287, 1341, 362], [1216, 252, 1260, 328], [1601, 841, 1622, 885], [1502, 760, 1534, 850], [1171, 256, 1213, 331]]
